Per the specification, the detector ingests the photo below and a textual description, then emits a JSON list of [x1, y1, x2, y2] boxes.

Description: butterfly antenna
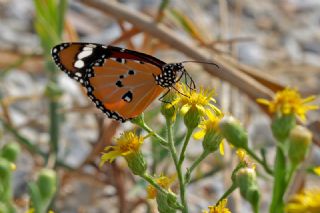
[[181, 60, 220, 69]]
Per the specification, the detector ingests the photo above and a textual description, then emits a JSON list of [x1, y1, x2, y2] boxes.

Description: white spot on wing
[[74, 60, 84, 68], [124, 96, 131, 102], [87, 44, 97, 48], [78, 50, 93, 59]]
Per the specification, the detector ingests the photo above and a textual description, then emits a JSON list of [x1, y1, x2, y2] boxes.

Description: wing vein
[[127, 87, 157, 115]]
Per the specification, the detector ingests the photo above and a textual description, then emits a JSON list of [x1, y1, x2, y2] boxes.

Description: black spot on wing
[[128, 69, 135, 75], [116, 80, 123, 87], [122, 91, 133, 103]]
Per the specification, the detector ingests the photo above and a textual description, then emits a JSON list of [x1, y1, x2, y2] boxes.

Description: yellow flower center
[[117, 132, 143, 155], [100, 131, 143, 166]]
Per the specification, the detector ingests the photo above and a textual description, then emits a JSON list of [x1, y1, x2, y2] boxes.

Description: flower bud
[[236, 168, 260, 211], [0, 143, 20, 163], [126, 152, 147, 176], [219, 116, 248, 149], [271, 114, 296, 142], [202, 130, 223, 153], [0, 203, 9, 213], [167, 191, 181, 210], [184, 106, 201, 130], [0, 159, 13, 201], [156, 191, 177, 213], [288, 125, 312, 166], [37, 169, 57, 200], [10, 163, 16, 171], [161, 91, 177, 123]]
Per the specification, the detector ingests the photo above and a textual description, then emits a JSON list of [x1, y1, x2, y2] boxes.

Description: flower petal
[[194, 130, 206, 140], [219, 141, 224, 156], [181, 104, 191, 114]]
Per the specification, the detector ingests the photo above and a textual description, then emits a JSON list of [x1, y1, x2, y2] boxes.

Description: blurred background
[[0, 0, 319, 212]]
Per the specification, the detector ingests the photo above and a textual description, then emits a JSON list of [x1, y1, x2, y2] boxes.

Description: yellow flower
[[314, 166, 320, 176], [172, 83, 221, 116], [100, 131, 143, 166], [147, 175, 175, 199], [257, 88, 318, 121], [194, 110, 224, 154], [203, 199, 231, 213], [285, 189, 320, 213], [194, 110, 224, 139]]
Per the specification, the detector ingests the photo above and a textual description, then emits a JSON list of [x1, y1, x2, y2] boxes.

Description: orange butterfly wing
[[87, 59, 165, 121]]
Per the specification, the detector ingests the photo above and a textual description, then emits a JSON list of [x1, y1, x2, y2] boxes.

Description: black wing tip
[[51, 43, 71, 56]]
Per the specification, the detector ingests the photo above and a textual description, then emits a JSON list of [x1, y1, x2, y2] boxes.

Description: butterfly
[[51, 42, 195, 122]]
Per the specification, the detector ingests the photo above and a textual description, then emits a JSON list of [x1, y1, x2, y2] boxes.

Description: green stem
[[216, 183, 237, 205], [47, 62, 60, 168], [189, 164, 223, 184], [185, 151, 210, 184], [285, 163, 298, 190], [140, 122, 168, 147], [245, 148, 273, 175], [166, 120, 188, 213], [270, 145, 286, 213], [0, 117, 46, 158], [178, 128, 194, 166]]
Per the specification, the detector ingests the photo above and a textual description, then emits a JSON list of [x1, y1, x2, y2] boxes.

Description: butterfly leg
[[158, 89, 177, 110], [183, 72, 192, 94], [184, 70, 196, 90], [158, 89, 171, 103], [175, 71, 184, 84], [172, 86, 190, 98]]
